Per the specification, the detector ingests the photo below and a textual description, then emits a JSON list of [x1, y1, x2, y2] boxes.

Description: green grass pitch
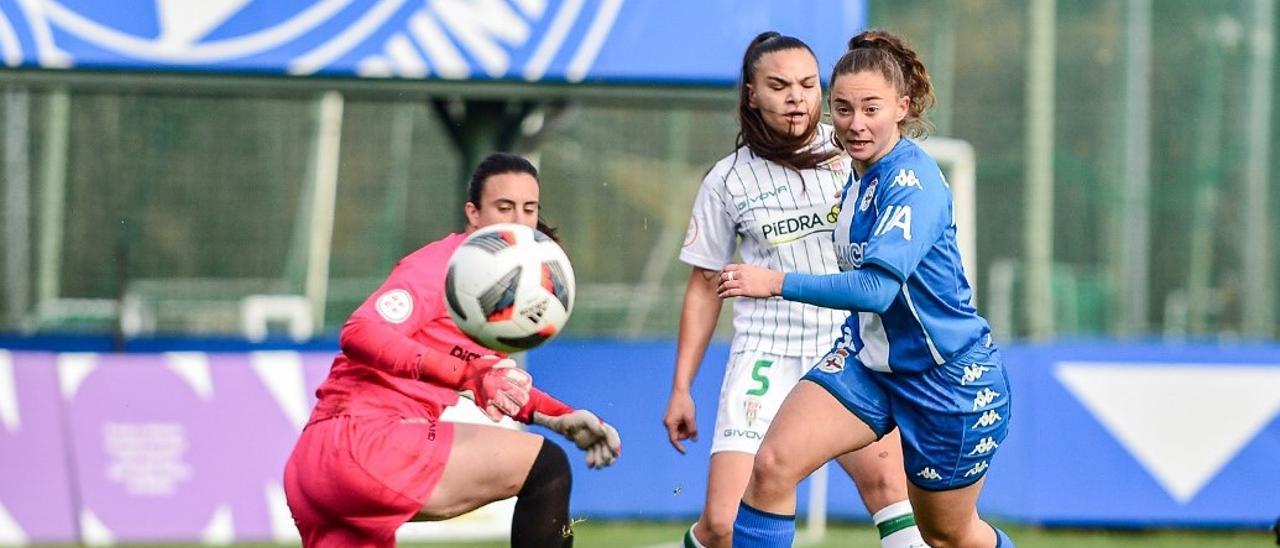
[[80, 520, 1274, 547]]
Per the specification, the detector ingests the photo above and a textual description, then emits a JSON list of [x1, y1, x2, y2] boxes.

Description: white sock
[[683, 522, 708, 548], [872, 499, 927, 548]]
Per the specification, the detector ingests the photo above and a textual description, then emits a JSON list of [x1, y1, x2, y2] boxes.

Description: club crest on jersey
[[817, 347, 851, 373], [744, 396, 762, 427], [859, 177, 879, 212], [376, 289, 413, 324], [683, 217, 698, 248]]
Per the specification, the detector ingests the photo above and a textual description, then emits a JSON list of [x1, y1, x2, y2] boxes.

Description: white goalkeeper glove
[[533, 409, 622, 469]]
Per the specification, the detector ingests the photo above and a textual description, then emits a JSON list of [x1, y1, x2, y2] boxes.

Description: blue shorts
[[803, 340, 1012, 491]]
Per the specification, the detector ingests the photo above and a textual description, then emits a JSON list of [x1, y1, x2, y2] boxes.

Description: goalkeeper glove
[[458, 356, 532, 422], [533, 409, 622, 469]]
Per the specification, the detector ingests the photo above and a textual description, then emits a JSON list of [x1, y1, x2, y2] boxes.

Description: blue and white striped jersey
[[832, 138, 991, 373]]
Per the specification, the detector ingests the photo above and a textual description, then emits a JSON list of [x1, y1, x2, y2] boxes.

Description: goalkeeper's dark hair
[[735, 31, 839, 172], [467, 152, 558, 241]]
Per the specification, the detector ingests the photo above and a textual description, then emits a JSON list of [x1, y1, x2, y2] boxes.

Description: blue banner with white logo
[[526, 340, 1280, 527], [0, 0, 864, 84], [977, 343, 1280, 526]]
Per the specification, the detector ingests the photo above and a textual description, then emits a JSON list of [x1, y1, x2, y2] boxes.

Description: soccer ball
[[445, 223, 575, 353]]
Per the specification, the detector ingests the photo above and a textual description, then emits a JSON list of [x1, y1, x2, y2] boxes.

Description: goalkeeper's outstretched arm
[[514, 388, 622, 469]]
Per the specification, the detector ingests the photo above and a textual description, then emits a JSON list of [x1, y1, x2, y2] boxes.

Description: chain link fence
[[1, 0, 1277, 342]]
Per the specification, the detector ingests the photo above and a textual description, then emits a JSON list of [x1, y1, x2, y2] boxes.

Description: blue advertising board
[[3, 336, 1274, 532], [525, 340, 1280, 527], [977, 343, 1280, 526], [0, 0, 864, 84]]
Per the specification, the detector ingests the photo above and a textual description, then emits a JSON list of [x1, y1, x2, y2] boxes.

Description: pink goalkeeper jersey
[[309, 233, 503, 422]]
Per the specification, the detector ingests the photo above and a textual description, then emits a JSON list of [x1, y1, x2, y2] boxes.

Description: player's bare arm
[[664, 266, 725, 453]]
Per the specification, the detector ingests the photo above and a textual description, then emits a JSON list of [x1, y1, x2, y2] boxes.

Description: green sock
[[683, 523, 707, 548]]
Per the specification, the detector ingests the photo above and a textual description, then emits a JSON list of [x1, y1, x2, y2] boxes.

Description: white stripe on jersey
[[681, 125, 850, 357], [901, 284, 946, 365], [856, 311, 892, 372]]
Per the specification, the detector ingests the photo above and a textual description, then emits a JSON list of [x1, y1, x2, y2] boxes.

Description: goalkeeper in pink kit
[[284, 153, 621, 548]]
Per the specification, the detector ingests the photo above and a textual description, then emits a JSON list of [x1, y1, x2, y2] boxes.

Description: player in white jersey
[[662, 31, 924, 548], [720, 31, 1015, 548]]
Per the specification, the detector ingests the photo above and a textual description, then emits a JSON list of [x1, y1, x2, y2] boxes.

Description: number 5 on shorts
[[747, 359, 773, 396]]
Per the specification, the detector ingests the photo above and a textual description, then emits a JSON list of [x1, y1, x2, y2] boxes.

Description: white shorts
[[711, 351, 817, 454]]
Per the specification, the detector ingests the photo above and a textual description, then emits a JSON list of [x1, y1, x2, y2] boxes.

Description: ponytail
[[836, 30, 936, 138]]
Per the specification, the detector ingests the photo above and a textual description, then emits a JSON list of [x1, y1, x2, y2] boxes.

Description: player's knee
[[750, 443, 802, 493], [519, 438, 571, 499], [855, 469, 908, 509]]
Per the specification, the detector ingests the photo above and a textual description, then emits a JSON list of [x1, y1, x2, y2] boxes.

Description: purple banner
[[0, 348, 493, 544], [0, 351, 77, 544], [55, 351, 334, 543]]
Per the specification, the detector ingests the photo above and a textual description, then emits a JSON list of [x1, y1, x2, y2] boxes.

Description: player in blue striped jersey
[[719, 30, 1015, 548]]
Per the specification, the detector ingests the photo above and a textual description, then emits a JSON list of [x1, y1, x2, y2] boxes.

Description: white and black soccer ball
[[445, 223, 575, 353]]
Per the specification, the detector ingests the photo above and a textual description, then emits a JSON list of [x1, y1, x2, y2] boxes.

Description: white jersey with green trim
[[680, 124, 851, 357]]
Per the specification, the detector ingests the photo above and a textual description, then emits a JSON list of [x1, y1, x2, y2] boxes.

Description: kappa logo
[[891, 169, 923, 190], [972, 388, 1001, 410], [29, 0, 621, 81], [963, 460, 989, 478], [917, 467, 942, 481], [960, 364, 991, 385], [972, 409, 1002, 429], [968, 436, 1000, 456]]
